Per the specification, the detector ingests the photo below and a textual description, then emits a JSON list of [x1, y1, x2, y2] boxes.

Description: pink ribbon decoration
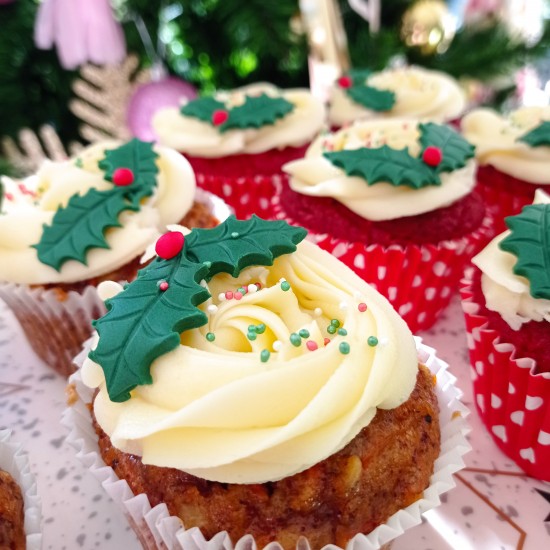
[[34, 0, 126, 69]]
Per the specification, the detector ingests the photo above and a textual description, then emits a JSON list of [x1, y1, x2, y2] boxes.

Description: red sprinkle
[[306, 341, 318, 351], [324, 338, 330, 346], [338, 76, 352, 89], [212, 109, 229, 126], [5, 192, 14, 201], [234, 291, 243, 300], [358, 302, 367, 312], [225, 291, 234, 300], [17, 183, 36, 197], [155, 231, 185, 260], [112, 167, 135, 186], [422, 146, 443, 167], [159, 281, 169, 291]]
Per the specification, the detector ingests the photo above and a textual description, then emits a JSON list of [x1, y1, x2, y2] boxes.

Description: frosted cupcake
[[277, 118, 491, 332], [461, 190, 550, 481], [0, 138, 220, 376], [329, 66, 466, 128], [66, 217, 469, 550], [153, 82, 326, 219], [462, 106, 550, 232]]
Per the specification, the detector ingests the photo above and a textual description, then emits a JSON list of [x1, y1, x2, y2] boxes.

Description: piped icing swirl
[[329, 66, 465, 127], [473, 189, 550, 330], [461, 106, 550, 183], [152, 82, 326, 156], [0, 141, 196, 285], [82, 235, 417, 484], [283, 119, 476, 221]]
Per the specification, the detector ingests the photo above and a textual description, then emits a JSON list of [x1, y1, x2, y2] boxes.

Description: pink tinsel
[[34, 0, 126, 70]]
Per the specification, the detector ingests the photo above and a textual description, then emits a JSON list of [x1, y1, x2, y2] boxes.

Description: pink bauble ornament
[[126, 77, 197, 141]]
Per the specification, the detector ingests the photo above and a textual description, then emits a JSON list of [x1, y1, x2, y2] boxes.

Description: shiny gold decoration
[[401, 0, 457, 56]]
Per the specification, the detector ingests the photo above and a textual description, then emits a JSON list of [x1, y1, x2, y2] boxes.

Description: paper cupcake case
[[274, 200, 494, 333], [0, 430, 42, 550], [460, 270, 550, 482], [63, 339, 470, 550]]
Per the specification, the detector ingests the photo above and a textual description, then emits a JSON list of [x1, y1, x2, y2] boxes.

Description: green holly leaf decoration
[[180, 96, 226, 122], [499, 204, 550, 299], [347, 68, 373, 83], [34, 139, 159, 271], [419, 123, 475, 173], [517, 121, 550, 147], [324, 146, 439, 188], [91, 216, 307, 402], [346, 85, 396, 112]]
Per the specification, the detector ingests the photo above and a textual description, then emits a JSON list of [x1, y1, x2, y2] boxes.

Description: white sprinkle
[[273, 340, 283, 351], [200, 279, 208, 288], [207, 304, 218, 314], [314, 307, 322, 317], [247, 284, 258, 293], [353, 291, 362, 300], [339, 301, 348, 310], [218, 293, 226, 302], [378, 337, 389, 347]]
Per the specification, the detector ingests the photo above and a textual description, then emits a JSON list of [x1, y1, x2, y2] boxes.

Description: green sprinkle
[[231, 231, 239, 238], [247, 331, 257, 341], [75, 158, 83, 168], [339, 342, 350, 354], [290, 333, 301, 347], [299, 328, 310, 339], [367, 336, 379, 347], [338, 328, 347, 336], [260, 349, 270, 363], [256, 323, 266, 334], [327, 325, 337, 335], [330, 319, 341, 328], [203, 261, 212, 268], [206, 332, 215, 342], [281, 281, 291, 291], [248, 324, 256, 333]]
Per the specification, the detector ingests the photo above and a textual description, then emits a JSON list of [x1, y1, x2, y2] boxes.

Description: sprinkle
[[324, 337, 331, 346], [225, 291, 234, 300], [367, 336, 379, 347], [339, 342, 350, 354], [289, 333, 301, 347], [231, 231, 239, 238], [237, 287, 246, 294], [234, 291, 243, 300], [207, 304, 218, 314], [203, 261, 212, 268], [254, 282, 262, 290], [200, 279, 208, 288], [273, 340, 283, 351], [358, 302, 367, 312], [158, 281, 169, 291], [338, 328, 347, 336], [330, 319, 340, 328], [248, 324, 256, 333], [280, 281, 291, 292], [299, 329, 310, 339], [206, 332, 215, 342], [218, 293, 226, 302], [327, 325, 337, 335], [260, 349, 270, 363], [256, 323, 266, 334], [306, 340, 318, 351], [339, 301, 348, 310], [247, 284, 258, 293], [378, 337, 389, 347], [314, 307, 322, 317], [247, 331, 257, 341]]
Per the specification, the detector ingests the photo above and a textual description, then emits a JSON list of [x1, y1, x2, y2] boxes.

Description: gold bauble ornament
[[401, 0, 457, 56]]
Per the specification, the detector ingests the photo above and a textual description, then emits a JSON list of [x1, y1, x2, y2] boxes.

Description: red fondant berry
[[338, 76, 352, 89], [112, 167, 135, 186], [212, 109, 229, 126], [155, 231, 185, 260], [422, 146, 443, 167]]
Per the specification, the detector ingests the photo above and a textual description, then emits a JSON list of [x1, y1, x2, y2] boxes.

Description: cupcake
[[329, 65, 466, 128], [152, 82, 326, 219], [66, 216, 469, 550], [277, 118, 492, 333], [460, 190, 550, 481], [461, 106, 550, 232], [0, 430, 41, 550], [0, 138, 221, 377]]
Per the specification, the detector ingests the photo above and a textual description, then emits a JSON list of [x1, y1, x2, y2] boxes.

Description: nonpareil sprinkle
[[289, 333, 301, 347], [260, 349, 270, 363], [281, 281, 291, 291], [206, 332, 215, 342], [299, 329, 310, 339], [367, 336, 379, 347], [339, 342, 350, 354]]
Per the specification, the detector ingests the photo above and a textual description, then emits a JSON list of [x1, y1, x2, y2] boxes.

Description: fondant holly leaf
[[346, 85, 395, 112], [324, 146, 439, 188], [221, 93, 294, 132], [499, 204, 550, 299], [90, 216, 308, 402], [517, 121, 550, 147], [99, 139, 159, 208], [35, 188, 132, 270], [90, 258, 211, 402], [419, 123, 475, 173], [347, 68, 372, 83], [180, 96, 226, 122]]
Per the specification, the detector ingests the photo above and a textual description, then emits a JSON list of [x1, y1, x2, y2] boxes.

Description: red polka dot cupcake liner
[[460, 269, 550, 482], [274, 199, 494, 333]]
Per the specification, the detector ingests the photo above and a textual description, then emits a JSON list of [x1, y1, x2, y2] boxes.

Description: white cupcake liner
[[0, 430, 42, 549], [63, 338, 470, 550]]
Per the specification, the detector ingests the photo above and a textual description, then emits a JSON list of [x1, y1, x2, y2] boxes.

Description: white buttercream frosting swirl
[[462, 106, 550, 184], [0, 141, 196, 285], [152, 82, 326, 156], [82, 238, 418, 484], [283, 119, 476, 221], [329, 66, 466, 127], [472, 189, 550, 330]]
